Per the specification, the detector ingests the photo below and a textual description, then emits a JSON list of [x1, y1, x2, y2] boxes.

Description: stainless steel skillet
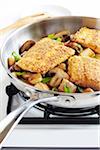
[[1, 16, 100, 108], [0, 16, 100, 146]]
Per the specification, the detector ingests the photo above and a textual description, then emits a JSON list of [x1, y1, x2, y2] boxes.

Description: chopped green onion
[[42, 77, 52, 83], [15, 72, 26, 76], [12, 51, 21, 61], [48, 34, 62, 42], [48, 34, 55, 39], [77, 86, 83, 93], [64, 85, 72, 93], [56, 37, 62, 42]]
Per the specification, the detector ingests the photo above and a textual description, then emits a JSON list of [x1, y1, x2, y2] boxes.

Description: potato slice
[[28, 73, 42, 85], [34, 82, 49, 90], [83, 88, 94, 93], [58, 79, 77, 93]]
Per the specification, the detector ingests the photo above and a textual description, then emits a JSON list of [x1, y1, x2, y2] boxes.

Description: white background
[[0, 0, 100, 29], [0, 0, 100, 148]]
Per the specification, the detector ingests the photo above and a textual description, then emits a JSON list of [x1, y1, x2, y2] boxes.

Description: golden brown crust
[[17, 37, 75, 74], [68, 56, 100, 90], [71, 27, 100, 54]]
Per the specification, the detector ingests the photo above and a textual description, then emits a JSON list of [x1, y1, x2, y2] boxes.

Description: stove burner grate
[[6, 84, 100, 124]]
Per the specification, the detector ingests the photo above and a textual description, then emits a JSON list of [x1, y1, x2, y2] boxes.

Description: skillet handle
[[0, 96, 58, 147]]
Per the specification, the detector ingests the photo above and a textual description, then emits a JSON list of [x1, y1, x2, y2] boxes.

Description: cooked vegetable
[[55, 30, 70, 38], [49, 75, 62, 87], [11, 72, 17, 77], [49, 67, 69, 87], [12, 51, 21, 61], [49, 67, 69, 79], [8, 56, 15, 67], [28, 73, 42, 85], [19, 40, 35, 54], [83, 88, 94, 93], [48, 33, 62, 42], [56, 37, 62, 42], [48, 33, 55, 39], [58, 79, 77, 93], [13, 64, 21, 71], [22, 72, 33, 80], [34, 82, 49, 90], [15, 72, 26, 76], [54, 30, 70, 42], [65, 41, 83, 54], [8, 27, 100, 93], [63, 85, 72, 93], [42, 77, 52, 83]]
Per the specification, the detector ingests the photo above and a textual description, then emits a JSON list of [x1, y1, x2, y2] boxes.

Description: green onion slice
[[56, 37, 62, 42], [48, 34, 55, 39], [42, 77, 52, 83], [12, 51, 21, 61], [15, 72, 26, 76], [64, 85, 72, 93], [48, 34, 62, 42]]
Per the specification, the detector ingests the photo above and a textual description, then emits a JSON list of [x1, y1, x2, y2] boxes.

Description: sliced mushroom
[[80, 48, 95, 57], [49, 67, 69, 87], [65, 41, 83, 54], [55, 30, 70, 38], [54, 30, 70, 42], [13, 64, 21, 71], [19, 40, 35, 54], [8, 56, 15, 67], [58, 63, 66, 70], [49, 75, 62, 87], [58, 79, 77, 93], [28, 73, 42, 85], [49, 67, 69, 78], [34, 82, 49, 90], [22, 72, 33, 80], [83, 88, 94, 93]]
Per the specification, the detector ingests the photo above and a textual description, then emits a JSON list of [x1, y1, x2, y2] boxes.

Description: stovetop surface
[[6, 84, 100, 125], [2, 147, 100, 150]]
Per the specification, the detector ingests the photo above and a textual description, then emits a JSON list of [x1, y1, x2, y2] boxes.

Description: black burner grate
[[6, 84, 100, 124]]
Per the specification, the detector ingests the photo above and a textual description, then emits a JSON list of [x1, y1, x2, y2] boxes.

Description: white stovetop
[[0, 0, 100, 148]]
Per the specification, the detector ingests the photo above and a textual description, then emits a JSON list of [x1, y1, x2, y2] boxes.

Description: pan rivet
[[65, 99, 70, 102]]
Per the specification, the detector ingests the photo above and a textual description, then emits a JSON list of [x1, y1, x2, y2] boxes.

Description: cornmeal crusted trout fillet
[[17, 37, 75, 74], [68, 56, 100, 90], [71, 27, 100, 54]]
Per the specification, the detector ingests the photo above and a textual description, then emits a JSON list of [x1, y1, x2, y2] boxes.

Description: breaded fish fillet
[[71, 27, 100, 54], [68, 56, 100, 90], [17, 38, 75, 74]]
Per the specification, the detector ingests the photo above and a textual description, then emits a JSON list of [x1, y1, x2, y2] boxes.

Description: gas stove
[[1, 83, 100, 149], [6, 84, 100, 125]]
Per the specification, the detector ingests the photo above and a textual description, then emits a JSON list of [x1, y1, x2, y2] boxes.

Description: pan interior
[[1, 16, 100, 69], [1, 16, 100, 108]]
